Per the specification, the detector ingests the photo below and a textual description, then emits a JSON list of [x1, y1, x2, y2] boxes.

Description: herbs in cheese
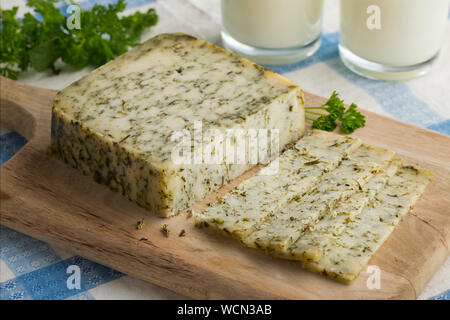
[[243, 145, 395, 251], [292, 165, 433, 283], [284, 159, 402, 263], [194, 129, 433, 284], [51, 33, 305, 217], [195, 130, 361, 239]]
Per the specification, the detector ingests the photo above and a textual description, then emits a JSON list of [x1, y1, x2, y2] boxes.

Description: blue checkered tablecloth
[[1, 0, 449, 300]]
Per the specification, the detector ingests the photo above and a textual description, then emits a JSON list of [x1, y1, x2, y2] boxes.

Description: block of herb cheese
[[291, 165, 433, 283], [242, 145, 395, 251], [194, 130, 361, 239], [51, 33, 306, 217]]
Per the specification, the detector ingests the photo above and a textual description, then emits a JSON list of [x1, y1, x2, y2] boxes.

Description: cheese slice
[[292, 165, 433, 283], [285, 158, 402, 262], [242, 145, 395, 251], [194, 130, 361, 239], [51, 33, 305, 217]]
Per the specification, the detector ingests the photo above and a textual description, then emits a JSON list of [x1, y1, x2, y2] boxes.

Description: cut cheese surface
[[51, 33, 305, 217], [194, 130, 361, 238], [291, 165, 433, 283], [286, 158, 402, 262], [193, 129, 433, 284], [242, 145, 395, 251]]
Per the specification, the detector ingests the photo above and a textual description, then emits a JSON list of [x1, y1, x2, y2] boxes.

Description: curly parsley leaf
[[323, 91, 345, 120], [312, 115, 338, 131], [0, 7, 29, 78], [340, 103, 366, 133], [305, 91, 366, 134], [0, 0, 158, 79]]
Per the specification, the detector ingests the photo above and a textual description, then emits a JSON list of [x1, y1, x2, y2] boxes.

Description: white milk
[[340, 0, 450, 67], [221, 0, 324, 49]]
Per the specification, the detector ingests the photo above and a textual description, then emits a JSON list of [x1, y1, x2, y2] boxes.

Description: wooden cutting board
[[1, 76, 449, 299]]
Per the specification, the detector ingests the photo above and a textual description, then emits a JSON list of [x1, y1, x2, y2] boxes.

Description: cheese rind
[[51, 33, 305, 217], [194, 130, 361, 239]]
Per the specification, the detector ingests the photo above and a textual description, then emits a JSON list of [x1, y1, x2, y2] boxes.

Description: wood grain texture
[[1, 76, 449, 299]]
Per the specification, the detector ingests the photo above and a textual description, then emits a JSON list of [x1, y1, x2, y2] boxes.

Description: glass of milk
[[221, 0, 325, 65], [339, 0, 450, 80]]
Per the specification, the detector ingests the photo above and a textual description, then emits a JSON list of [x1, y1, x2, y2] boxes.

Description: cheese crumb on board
[[242, 145, 395, 251], [291, 165, 433, 283], [51, 33, 305, 217], [194, 130, 361, 239]]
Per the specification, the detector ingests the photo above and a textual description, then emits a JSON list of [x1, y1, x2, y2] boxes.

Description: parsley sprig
[[305, 91, 366, 133], [0, 0, 158, 79]]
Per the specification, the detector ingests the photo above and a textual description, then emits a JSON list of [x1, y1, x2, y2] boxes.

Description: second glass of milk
[[340, 0, 450, 80], [221, 0, 324, 65]]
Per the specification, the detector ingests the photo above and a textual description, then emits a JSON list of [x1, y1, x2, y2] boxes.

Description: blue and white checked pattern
[[0, 0, 449, 300]]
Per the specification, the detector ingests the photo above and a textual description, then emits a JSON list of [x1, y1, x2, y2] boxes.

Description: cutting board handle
[[0, 76, 57, 141]]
